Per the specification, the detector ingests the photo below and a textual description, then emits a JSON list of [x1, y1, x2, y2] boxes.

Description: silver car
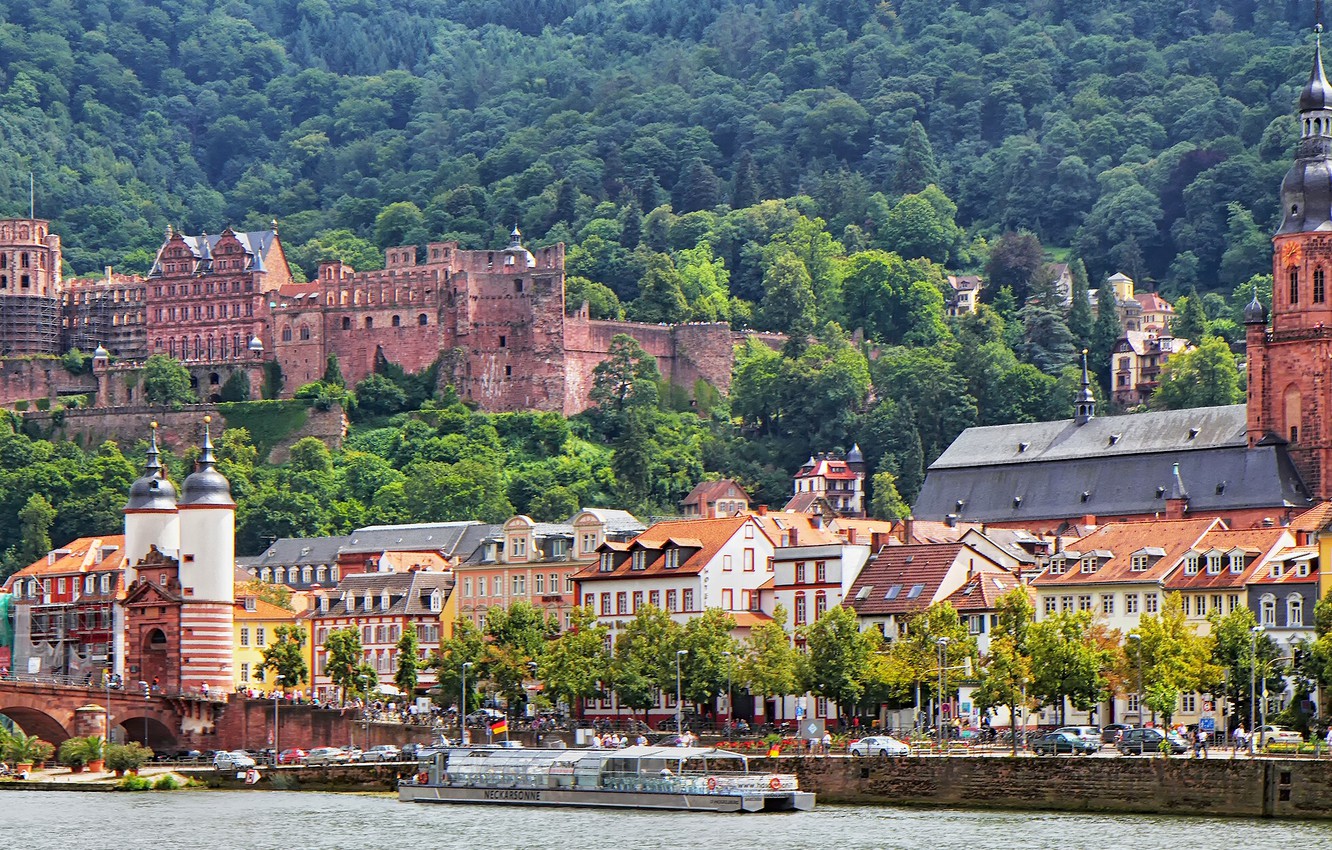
[[847, 735, 910, 757], [361, 745, 401, 762], [213, 750, 257, 771]]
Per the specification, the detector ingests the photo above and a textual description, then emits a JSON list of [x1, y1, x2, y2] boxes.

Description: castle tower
[[1249, 26, 1332, 497], [0, 218, 62, 354], [175, 415, 236, 694], [123, 421, 180, 582]]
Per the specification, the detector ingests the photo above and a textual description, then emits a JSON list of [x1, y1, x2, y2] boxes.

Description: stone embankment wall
[[783, 754, 1332, 819]]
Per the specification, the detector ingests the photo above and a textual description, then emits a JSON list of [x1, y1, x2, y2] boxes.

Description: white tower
[[177, 415, 236, 694], [123, 421, 179, 583]]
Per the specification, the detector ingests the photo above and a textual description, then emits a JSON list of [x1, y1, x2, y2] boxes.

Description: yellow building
[[233, 587, 305, 694]]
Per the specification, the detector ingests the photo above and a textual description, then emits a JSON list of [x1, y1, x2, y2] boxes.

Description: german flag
[[767, 743, 780, 758], [490, 718, 508, 736]]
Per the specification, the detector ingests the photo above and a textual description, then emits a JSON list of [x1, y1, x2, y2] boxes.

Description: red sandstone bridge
[[0, 675, 398, 753]]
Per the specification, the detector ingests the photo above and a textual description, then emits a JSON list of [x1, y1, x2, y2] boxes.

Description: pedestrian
[[821, 731, 832, 755], [202, 681, 210, 698], [1233, 724, 1245, 754], [1194, 728, 1208, 759]]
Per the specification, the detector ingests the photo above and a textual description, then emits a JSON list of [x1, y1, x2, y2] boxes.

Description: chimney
[[1082, 514, 1096, 527], [902, 516, 915, 545], [847, 528, 858, 545], [789, 526, 799, 546], [757, 505, 768, 516], [871, 532, 889, 551]]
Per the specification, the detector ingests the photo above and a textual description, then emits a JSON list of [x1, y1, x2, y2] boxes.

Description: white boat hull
[[399, 783, 815, 813]]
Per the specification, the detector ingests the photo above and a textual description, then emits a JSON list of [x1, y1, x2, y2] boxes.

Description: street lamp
[[936, 638, 950, 752], [722, 651, 733, 724], [273, 674, 284, 766], [675, 649, 688, 738], [1128, 634, 1143, 727], [461, 661, 474, 746], [1249, 625, 1264, 754], [104, 669, 112, 746]]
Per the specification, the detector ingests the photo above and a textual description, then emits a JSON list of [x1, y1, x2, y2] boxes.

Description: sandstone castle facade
[[0, 223, 775, 414]]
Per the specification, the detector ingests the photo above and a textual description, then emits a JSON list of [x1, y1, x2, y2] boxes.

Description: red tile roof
[[682, 479, 749, 511], [1290, 502, 1332, 532], [846, 543, 972, 617], [1034, 518, 1220, 587], [4, 535, 127, 585], [1162, 528, 1291, 591], [1248, 546, 1319, 586], [795, 458, 858, 480], [575, 516, 765, 581], [944, 569, 1024, 612]]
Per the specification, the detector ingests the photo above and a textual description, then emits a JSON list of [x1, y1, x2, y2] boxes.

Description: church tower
[[176, 416, 236, 694], [1248, 26, 1332, 498]]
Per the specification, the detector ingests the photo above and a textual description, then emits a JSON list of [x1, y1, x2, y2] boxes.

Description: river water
[[8, 790, 1321, 849]]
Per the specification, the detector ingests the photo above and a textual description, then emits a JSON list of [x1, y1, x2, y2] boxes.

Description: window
[[1290, 268, 1300, 304], [666, 589, 678, 612], [240, 663, 250, 682], [1207, 554, 1222, 575], [512, 575, 526, 595], [430, 589, 443, 612], [1080, 556, 1098, 574], [682, 589, 694, 610], [1228, 554, 1243, 574], [535, 573, 545, 595], [1182, 595, 1192, 616], [795, 562, 806, 583], [1044, 597, 1058, 616], [581, 533, 597, 553], [1102, 595, 1115, 615], [1145, 593, 1159, 614], [631, 551, 647, 571], [632, 591, 643, 611], [649, 589, 661, 608], [600, 593, 611, 615], [583, 593, 594, 608], [1048, 557, 1065, 575], [1261, 594, 1276, 627], [743, 549, 755, 572], [1127, 694, 1140, 714], [1316, 268, 1326, 303], [600, 553, 614, 572], [84, 575, 94, 595], [1288, 594, 1304, 626], [1181, 693, 1197, 714], [816, 561, 827, 583], [1125, 594, 1139, 614], [100, 574, 110, 594], [1296, 560, 1312, 578], [794, 593, 807, 625], [723, 554, 732, 571], [512, 536, 527, 558], [815, 591, 827, 618], [664, 549, 680, 569], [1183, 555, 1199, 575], [1130, 554, 1148, 572], [616, 592, 628, 615], [57, 577, 66, 594], [1061, 596, 1074, 612], [478, 576, 487, 596], [464, 577, 473, 597], [1228, 594, 1240, 612], [1078, 595, 1092, 611], [744, 524, 754, 539], [240, 627, 250, 646], [256, 627, 266, 646], [1211, 594, 1223, 615]]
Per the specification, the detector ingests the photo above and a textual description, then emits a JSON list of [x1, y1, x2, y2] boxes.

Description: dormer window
[[1207, 554, 1222, 575], [512, 536, 527, 558], [245, 597, 257, 611], [1048, 557, 1065, 575], [1184, 555, 1200, 575], [631, 550, 647, 571], [1080, 556, 1098, 574], [1130, 554, 1148, 572], [1228, 554, 1243, 574], [380, 591, 391, 611], [364, 592, 373, 612], [1296, 559, 1312, 578], [430, 589, 442, 613], [664, 549, 680, 570], [600, 553, 614, 572]]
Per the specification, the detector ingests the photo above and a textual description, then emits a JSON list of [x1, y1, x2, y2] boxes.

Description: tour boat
[[399, 745, 814, 813]]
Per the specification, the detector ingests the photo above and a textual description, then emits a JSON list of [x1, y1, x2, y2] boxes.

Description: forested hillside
[[0, 0, 1307, 560]]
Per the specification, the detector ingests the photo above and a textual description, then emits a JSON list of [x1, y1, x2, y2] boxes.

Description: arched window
[[281, 326, 292, 342], [794, 592, 807, 626], [418, 313, 428, 326], [315, 565, 326, 584], [391, 315, 401, 327], [430, 589, 443, 612], [1261, 594, 1277, 627], [260, 568, 271, 582], [299, 325, 311, 341], [288, 566, 299, 584], [302, 566, 312, 584], [1288, 594, 1304, 627]]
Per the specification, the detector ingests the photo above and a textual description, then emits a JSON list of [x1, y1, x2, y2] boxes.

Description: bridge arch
[[117, 715, 178, 752], [0, 706, 71, 745]]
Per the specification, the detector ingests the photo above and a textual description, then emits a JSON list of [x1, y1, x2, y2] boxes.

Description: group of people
[[592, 732, 649, 749]]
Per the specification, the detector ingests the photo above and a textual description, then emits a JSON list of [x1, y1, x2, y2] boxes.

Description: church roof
[[915, 405, 1310, 522]]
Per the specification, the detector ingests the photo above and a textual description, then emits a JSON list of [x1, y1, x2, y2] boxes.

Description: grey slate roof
[[342, 521, 480, 555], [573, 509, 646, 536], [915, 405, 1311, 523], [314, 571, 455, 619], [240, 536, 348, 569]]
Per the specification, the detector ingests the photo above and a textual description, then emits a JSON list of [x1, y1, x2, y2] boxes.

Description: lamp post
[[675, 649, 688, 738], [1128, 634, 1143, 727], [936, 637, 950, 753], [722, 651, 733, 724], [461, 661, 473, 746], [272, 674, 284, 766], [104, 669, 112, 745], [1249, 625, 1264, 754]]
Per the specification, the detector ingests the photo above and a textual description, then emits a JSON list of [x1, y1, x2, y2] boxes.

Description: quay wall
[[780, 754, 1332, 819]]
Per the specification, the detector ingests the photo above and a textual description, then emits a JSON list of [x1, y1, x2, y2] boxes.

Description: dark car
[[1117, 728, 1187, 755], [1031, 731, 1099, 756], [1100, 723, 1133, 744]]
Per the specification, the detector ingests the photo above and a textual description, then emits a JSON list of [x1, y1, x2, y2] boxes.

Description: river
[[6, 790, 1325, 849]]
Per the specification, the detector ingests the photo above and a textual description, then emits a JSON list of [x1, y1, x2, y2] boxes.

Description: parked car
[[1255, 726, 1303, 747], [1054, 726, 1102, 750], [213, 750, 257, 771], [1117, 728, 1188, 755], [847, 735, 910, 757], [341, 746, 363, 762], [1031, 732, 1099, 756], [305, 747, 350, 766], [361, 745, 401, 762], [277, 748, 307, 766], [1100, 724, 1133, 744]]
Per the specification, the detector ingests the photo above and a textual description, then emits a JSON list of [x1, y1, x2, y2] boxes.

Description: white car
[[361, 745, 401, 762], [847, 735, 910, 757], [1256, 725, 1303, 747], [213, 750, 257, 771]]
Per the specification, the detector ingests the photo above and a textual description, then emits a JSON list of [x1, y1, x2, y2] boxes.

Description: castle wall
[[0, 358, 97, 406]]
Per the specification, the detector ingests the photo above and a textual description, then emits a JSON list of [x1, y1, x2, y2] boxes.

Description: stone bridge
[[0, 679, 215, 751]]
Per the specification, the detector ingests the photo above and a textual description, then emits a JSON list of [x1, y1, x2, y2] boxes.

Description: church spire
[[144, 420, 162, 478], [1074, 349, 1095, 426]]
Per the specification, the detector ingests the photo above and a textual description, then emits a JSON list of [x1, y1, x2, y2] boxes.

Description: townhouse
[[680, 479, 750, 519], [1162, 527, 1293, 636], [233, 585, 304, 693]]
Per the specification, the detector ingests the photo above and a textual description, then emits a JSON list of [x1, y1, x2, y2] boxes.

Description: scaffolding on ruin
[[0, 294, 60, 355]]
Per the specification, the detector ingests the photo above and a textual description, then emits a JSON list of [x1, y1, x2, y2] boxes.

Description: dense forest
[[0, 0, 1311, 568]]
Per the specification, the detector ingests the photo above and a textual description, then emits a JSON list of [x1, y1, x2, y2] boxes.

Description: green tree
[[1027, 611, 1110, 724], [1125, 593, 1217, 725], [433, 617, 487, 713], [142, 354, 195, 405], [218, 371, 251, 402], [760, 252, 817, 354], [613, 605, 683, 723], [1208, 604, 1281, 729], [2, 493, 56, 579], [1089, 279, 1124, 389], [630, 253, 688, 323], [984, 232, 1044, 305], [395, 627, 421, 697], [974, 588, 1036, 754], [740, 604, 799, 710], [324, 626, 365, 704], [679, 608, 737, 708], [322, 354, 345, 388], [893, 121, 939, 195], [261, 624, 309, 689], [1151, 336, 1243, 410], [1066, 258, 1094, 351], [869, 469, 909, 520], [800, 604, 879, 721], [589, 334, 661, 418], [540, 606, 611, 717], [1171, 287, 1209, 343]]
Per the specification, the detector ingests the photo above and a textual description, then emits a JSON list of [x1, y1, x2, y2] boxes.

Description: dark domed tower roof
[[181, 416, 234, 506], [1244, 291, 1269, 324], [1279, 28, 1332, 235], [1302, 33, 1332, 111], [125, 423, 178, 511]]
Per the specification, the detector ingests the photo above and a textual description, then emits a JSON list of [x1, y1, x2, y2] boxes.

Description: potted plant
[[3, 730, 53, 776], [58, 738, 90, 773], [84, 736, 106, 773], [105, 742, 153, 777]]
